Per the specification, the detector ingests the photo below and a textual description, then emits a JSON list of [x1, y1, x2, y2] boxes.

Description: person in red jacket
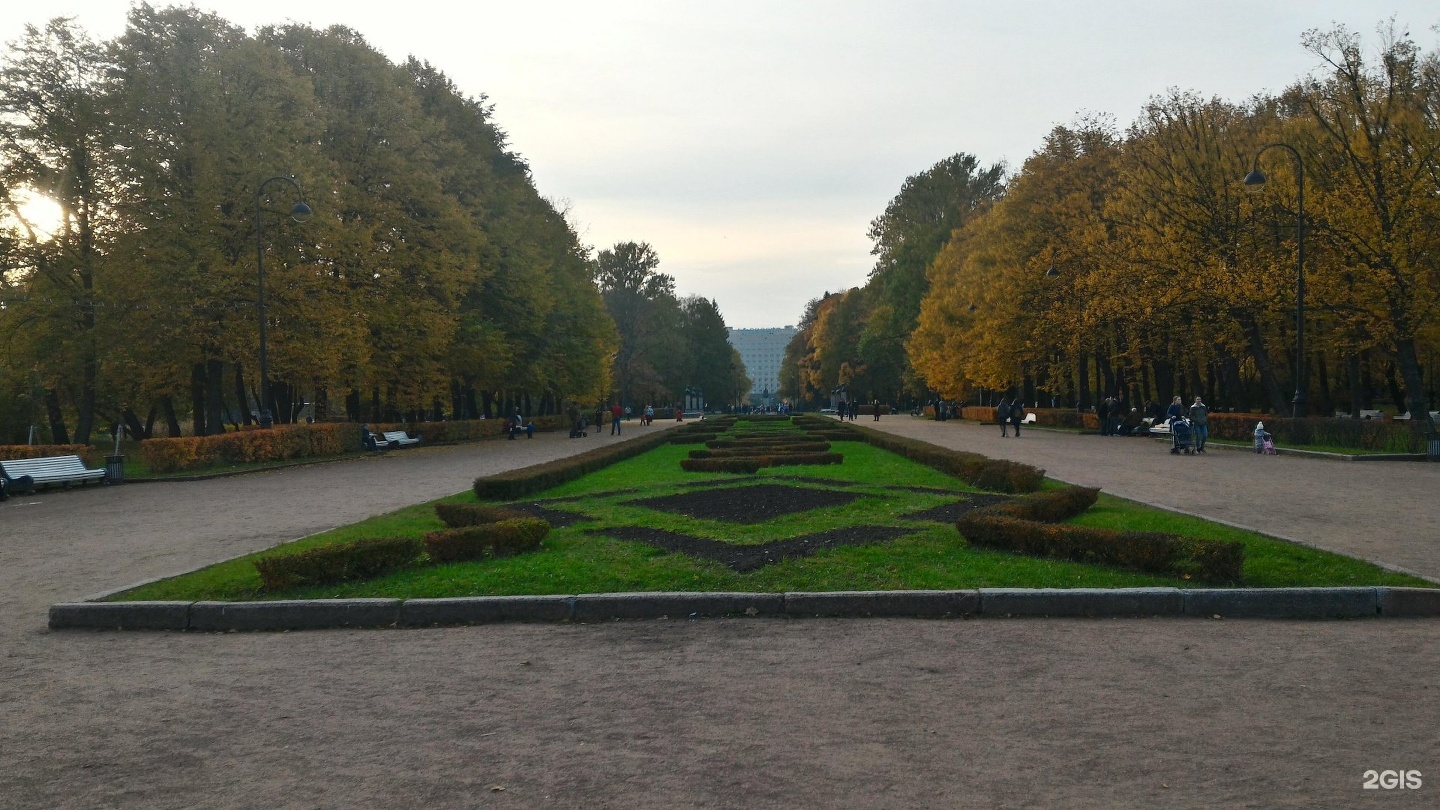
[[610, 403, 623, 435]]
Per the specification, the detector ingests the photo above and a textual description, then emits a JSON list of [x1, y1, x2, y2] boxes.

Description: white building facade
[[728, 326, 797, 405]]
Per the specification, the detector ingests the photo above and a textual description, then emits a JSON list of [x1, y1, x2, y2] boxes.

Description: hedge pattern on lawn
[[679, 452, 844, 473], [435, 502, 529, 527], [473, 430, 673, 500], [956, 487, 1244, 584], [423, 518, 551, 563], [689, 443, 832, 458], [253, 537, 423, 591], [800, 419, 1043, 493]]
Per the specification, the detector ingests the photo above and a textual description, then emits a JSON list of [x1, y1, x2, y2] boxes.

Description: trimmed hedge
[[253, 537, 423, 592], [680, 457, 765, 474], [0, 443, 98, 465], [474, 430, 672, 500], [690, 443, 832, 458], [139, 422, 361, 473], [953, 485, 1243, 584], [435, 502, 528, 528], [423, 518, 550, 564], [680, 452, 843, 472], [670, 433, 719, 445], [836, 424, 1044, 493], [705, 437, 829, 449], [957, 513, 1243, 585]]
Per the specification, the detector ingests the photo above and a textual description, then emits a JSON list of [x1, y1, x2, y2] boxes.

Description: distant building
[[728, 326, 797, 405]]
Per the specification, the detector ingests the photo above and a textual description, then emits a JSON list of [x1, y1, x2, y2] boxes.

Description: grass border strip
[[48, 586, 1440, 630]]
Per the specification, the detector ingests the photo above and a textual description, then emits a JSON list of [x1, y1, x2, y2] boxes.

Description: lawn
[[111, 420, 1435, 602]]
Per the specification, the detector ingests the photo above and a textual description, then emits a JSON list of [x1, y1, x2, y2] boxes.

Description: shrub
[[670, 433, 719, 445], [137, 422, 362, 473], [705, 437, 828, 449], [956, 514, 1243, 585], [680, 457, 765, 473], [435, 502, 528, 528], [423, 518, 551, 564], [0, 444, 99, 465], [690, 443, 831, 458], [474, 430, 672, 499], [253, 537, 423, 592], [836, 424, 1045, 493], [985, 486, 1100, 522], [1207, 413, 1425, 453]]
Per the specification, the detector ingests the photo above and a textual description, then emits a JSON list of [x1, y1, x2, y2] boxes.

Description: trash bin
[[106, 454, 125, 484]]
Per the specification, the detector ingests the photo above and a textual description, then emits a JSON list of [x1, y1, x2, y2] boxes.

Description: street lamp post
[[254, 176, 312, 429], [1244, 144, 1307, 418]]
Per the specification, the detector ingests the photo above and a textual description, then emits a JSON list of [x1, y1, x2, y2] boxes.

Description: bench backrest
[[1, 454, 99, 479], [381, 431, 413, 441]]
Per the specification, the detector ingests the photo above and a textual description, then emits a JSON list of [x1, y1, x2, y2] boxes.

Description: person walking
[[849, 400, 859, 421], [837, 397, 847, 421], [1097, 396, 1112, 436], [1166, 396, 1184, 425], [1010, 399, 1025, 437], [997, 397, 1012, 437], [610, 402, 623, 435], [872, 399, 882, 421], [1189, 396, 1209, 452], [594, 404, 605, 436]]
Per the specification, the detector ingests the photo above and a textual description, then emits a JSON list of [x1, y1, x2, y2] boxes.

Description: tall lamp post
[[254, 176, 312, 429], [1243, 144, 1306, 418]]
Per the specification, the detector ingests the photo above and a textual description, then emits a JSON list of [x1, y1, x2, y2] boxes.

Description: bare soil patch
[[625, 483, 861, 524], [588, 524, 918, 572]]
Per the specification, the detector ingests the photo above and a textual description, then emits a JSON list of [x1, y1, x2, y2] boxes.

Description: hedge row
[[423, 518, 550, 564], [958, 513, 1243, 584], [955, 487, 1243, 584], [473, 430, 673, 500], [689, 443, 831, 458], [669, 432, 719, 444], [139, 422, 361, 473], [253, 536, 423, 591], [679, 452, 843, 473], [705, 438, 829, 449], [830, 424, 1044, 493], [0, 443, 99, 465], [435, 502, 528, 527]]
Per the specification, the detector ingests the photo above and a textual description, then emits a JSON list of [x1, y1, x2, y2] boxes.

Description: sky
[[3, 2, 1438, 328]]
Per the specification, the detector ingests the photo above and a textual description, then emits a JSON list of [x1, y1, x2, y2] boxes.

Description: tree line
[[0, 6, 745, 445], [783, 24, 1439, 425]]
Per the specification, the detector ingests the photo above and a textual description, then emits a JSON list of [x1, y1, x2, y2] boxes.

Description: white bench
[[380, 431, 421, 448], [0, 455, 106, 489], [1021, 412, 1037, 424], [1359, 409, 1383, 420]]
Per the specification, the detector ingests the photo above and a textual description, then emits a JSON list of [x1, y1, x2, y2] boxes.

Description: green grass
[[111, 420, 1435, 602]]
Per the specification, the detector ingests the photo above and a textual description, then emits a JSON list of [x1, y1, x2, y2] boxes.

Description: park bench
[[0, 455, 105, 490], [1021, 412, 1037, 424], [380, 431, 421, 448], [1359, 409, 1383, 420]]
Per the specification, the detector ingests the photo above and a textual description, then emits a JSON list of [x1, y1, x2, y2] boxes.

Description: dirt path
[[2, 418, 1437, 808], [853, 416, 1440, 582]]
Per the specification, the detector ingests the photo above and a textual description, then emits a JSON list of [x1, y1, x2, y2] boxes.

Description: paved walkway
[[850, 416, 1440, 583], [2, 419, 1436, 808]]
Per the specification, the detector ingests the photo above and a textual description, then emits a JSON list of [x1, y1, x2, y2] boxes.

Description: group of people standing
[[835, 399, 885, 421]]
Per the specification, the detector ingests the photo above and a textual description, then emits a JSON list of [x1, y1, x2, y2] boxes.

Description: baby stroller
[[1169, 417, 1195, 455], [569, 416, 588, 438]]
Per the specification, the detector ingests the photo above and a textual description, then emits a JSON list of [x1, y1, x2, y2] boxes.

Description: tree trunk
[[1314, 351, 1333, 416], [121, 409, 147, 442], [345, 389, 360, 422], [45, 389, 70, 445], [1395, 338, 1429, 422], [159, 395, 182, 437], [191, 363, 208, 437], [1076, 352, 1091, 410], [1242, 317, 1289, 415], [1385, 362, 1406, 413], [1219, 350, 1243, 412], [205, 358, 226, 433], [1347, 352, 1362, 417], [234, 365, 253, 426]]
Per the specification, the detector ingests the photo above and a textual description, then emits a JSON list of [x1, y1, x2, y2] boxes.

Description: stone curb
[[48, 587, 1440, 631]]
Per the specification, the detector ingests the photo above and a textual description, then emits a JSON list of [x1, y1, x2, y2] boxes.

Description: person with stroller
[[1254, 421, 1274, 454]]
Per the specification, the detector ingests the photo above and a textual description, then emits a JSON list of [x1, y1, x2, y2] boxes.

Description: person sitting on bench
[[0, 468, 36, 499]]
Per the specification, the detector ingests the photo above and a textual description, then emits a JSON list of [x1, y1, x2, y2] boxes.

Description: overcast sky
[[4, 2, 1437, 327]]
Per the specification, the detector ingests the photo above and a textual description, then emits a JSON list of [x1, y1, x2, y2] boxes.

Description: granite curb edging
[[48, 586, 1440, 631]]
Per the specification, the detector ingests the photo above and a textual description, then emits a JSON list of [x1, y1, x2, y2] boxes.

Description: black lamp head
[[1243, 169, 1267, 190], [290, 201, 313, 223]]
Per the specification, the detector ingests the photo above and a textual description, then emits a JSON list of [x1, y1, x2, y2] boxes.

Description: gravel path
[[2, 418, 1436, 808]]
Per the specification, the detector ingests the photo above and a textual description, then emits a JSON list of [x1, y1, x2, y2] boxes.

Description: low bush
[[680, 457, 764, 474], [985, 486, 1100, 522], [705, 437, 828, 449], [0, 444, 99, 465], [474, 430, 672, 499], [1206, 413, 1426, 453], [957, 513, 1243, 585], [837, 425, 1045, 493], [423, 518, 550, 564], [253, 537, 423, 592], [670, 433, 719, 445], [690, 443, 832, 458], [434, 502, 528, 528]]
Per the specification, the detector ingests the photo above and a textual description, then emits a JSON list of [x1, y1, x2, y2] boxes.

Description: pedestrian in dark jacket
[[997, 398, 1012, 437], [1097, 396, 1112, 436], [1010, 400, 1025, 436]]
